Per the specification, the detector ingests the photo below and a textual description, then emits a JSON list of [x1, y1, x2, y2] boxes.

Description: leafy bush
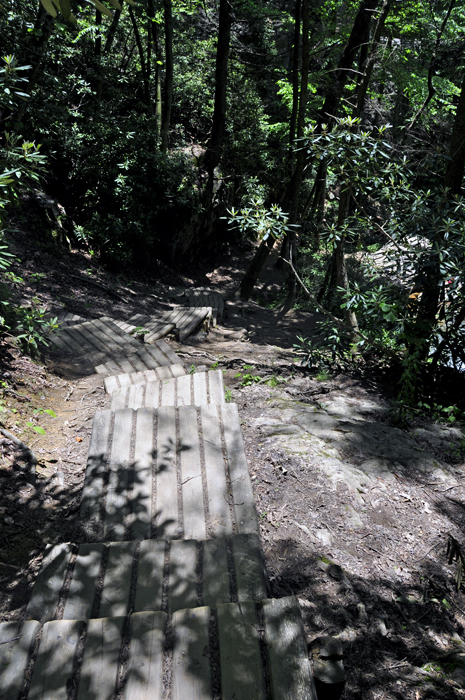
[[0, 55, 52, 355]]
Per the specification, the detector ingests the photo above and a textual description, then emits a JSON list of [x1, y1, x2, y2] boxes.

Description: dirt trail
[[1, 237, 465, 699]]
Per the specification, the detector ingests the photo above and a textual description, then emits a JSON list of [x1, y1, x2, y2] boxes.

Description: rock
[[327, 564, 345, 581], [310, 635, 346, 699], [373, 618, 388, 636], [357, 602, 367, 622], [315, 528, 332, 546], [342, 504, 364, 529], [335, 627, 357, 642], [451, 668, 465, 688], [323, 395, 387, 421]]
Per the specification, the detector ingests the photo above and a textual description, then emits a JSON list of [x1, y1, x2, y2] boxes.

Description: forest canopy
[[1, 0, 465, 413]]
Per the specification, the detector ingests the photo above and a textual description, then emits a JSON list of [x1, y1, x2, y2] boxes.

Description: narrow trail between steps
[[0, 290, 318, 700]]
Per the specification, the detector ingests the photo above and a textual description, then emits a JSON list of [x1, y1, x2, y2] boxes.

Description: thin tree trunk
[[94, 10, 103, 112], [147, 0, 163, 134], [444, 69, 465, 195], [282, 0, 310, 313], [104, 8, 121, 53], [354, 0, 392, 118], [412, 68, 465, 346], [129, 6, 151, 110], [277, 0, 301, 271], [95, 10, 102, 56], [121, 42, 136, 74], [310, 0, 379, 236], [408, 0, 457, 132], [335, 187, 359, 334], [146, 18, 151, 83], [203, 0, 232, 176], [288, 0, 301, 169], [238, 235, 276, 300], [160, 0, 173, 152], [318, 0, 379, 128]]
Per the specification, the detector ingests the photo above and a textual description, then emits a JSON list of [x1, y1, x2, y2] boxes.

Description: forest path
[[0, 287, 318, 699], [1, 242, 465, 698]]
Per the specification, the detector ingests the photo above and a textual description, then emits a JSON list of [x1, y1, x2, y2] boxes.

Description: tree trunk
[[276, 0, 301, 271], [203, 0, 232, 176], [311, 0, 379, 232], [160, 0, 173, 152], [95, 9, 102, 57], [412, 68, 465, 344], [407, 0, 457, 132], [129, 6, 151, 110], [147, 0, 163, 134], [238, 235, 276, 300], [104, 8, 121, 53], [444, 69, 465, 195], [282, 0, 310, 313], [318, 0, 379, 127], [354, 0, 392, 118], [335, 187, 359, 334], [241, 0, 309, 300], [288, 0, 301, 169]]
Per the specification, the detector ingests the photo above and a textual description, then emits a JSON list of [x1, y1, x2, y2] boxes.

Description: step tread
[[0, 620, 41, 699], [12, 598, 316, 700], [103, 363, 197, 396], [80, 404, 258, 542], [48, 317, 141, 358], [27, 535, 267, 623], [29, 618, 85, 700], [94, 340, 182, 376], [185, 290, 224, 327]]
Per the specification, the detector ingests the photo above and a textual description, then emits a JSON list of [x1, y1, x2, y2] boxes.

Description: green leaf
[[44, 409, 57, 417], [107, 0, 122, 9], [92, 0, 114, 18], [59, 0, 71, 17], [40, 0, 57, 17], [33, 426, 46, 435]]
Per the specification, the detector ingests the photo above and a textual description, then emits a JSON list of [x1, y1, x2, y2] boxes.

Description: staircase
[[0, 303, 317, 699]]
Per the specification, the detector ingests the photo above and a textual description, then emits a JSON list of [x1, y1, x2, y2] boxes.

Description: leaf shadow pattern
[[265, 540, 465, 699]]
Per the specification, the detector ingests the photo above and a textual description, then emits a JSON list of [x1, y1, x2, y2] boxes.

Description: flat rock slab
[[108, 370, 225, 410], [13, 598, 315, 700], [252, 396, 453, 496], [26, 534, 268, 622], [80, 403, 259, 541], [94, 338, 182, 376]]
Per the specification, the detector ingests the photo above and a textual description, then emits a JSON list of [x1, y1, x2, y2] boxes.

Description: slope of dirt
[[1, 234, 465, 700]]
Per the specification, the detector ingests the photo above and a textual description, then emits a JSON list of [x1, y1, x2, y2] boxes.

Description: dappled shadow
[[265, 540, 463, 699]]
